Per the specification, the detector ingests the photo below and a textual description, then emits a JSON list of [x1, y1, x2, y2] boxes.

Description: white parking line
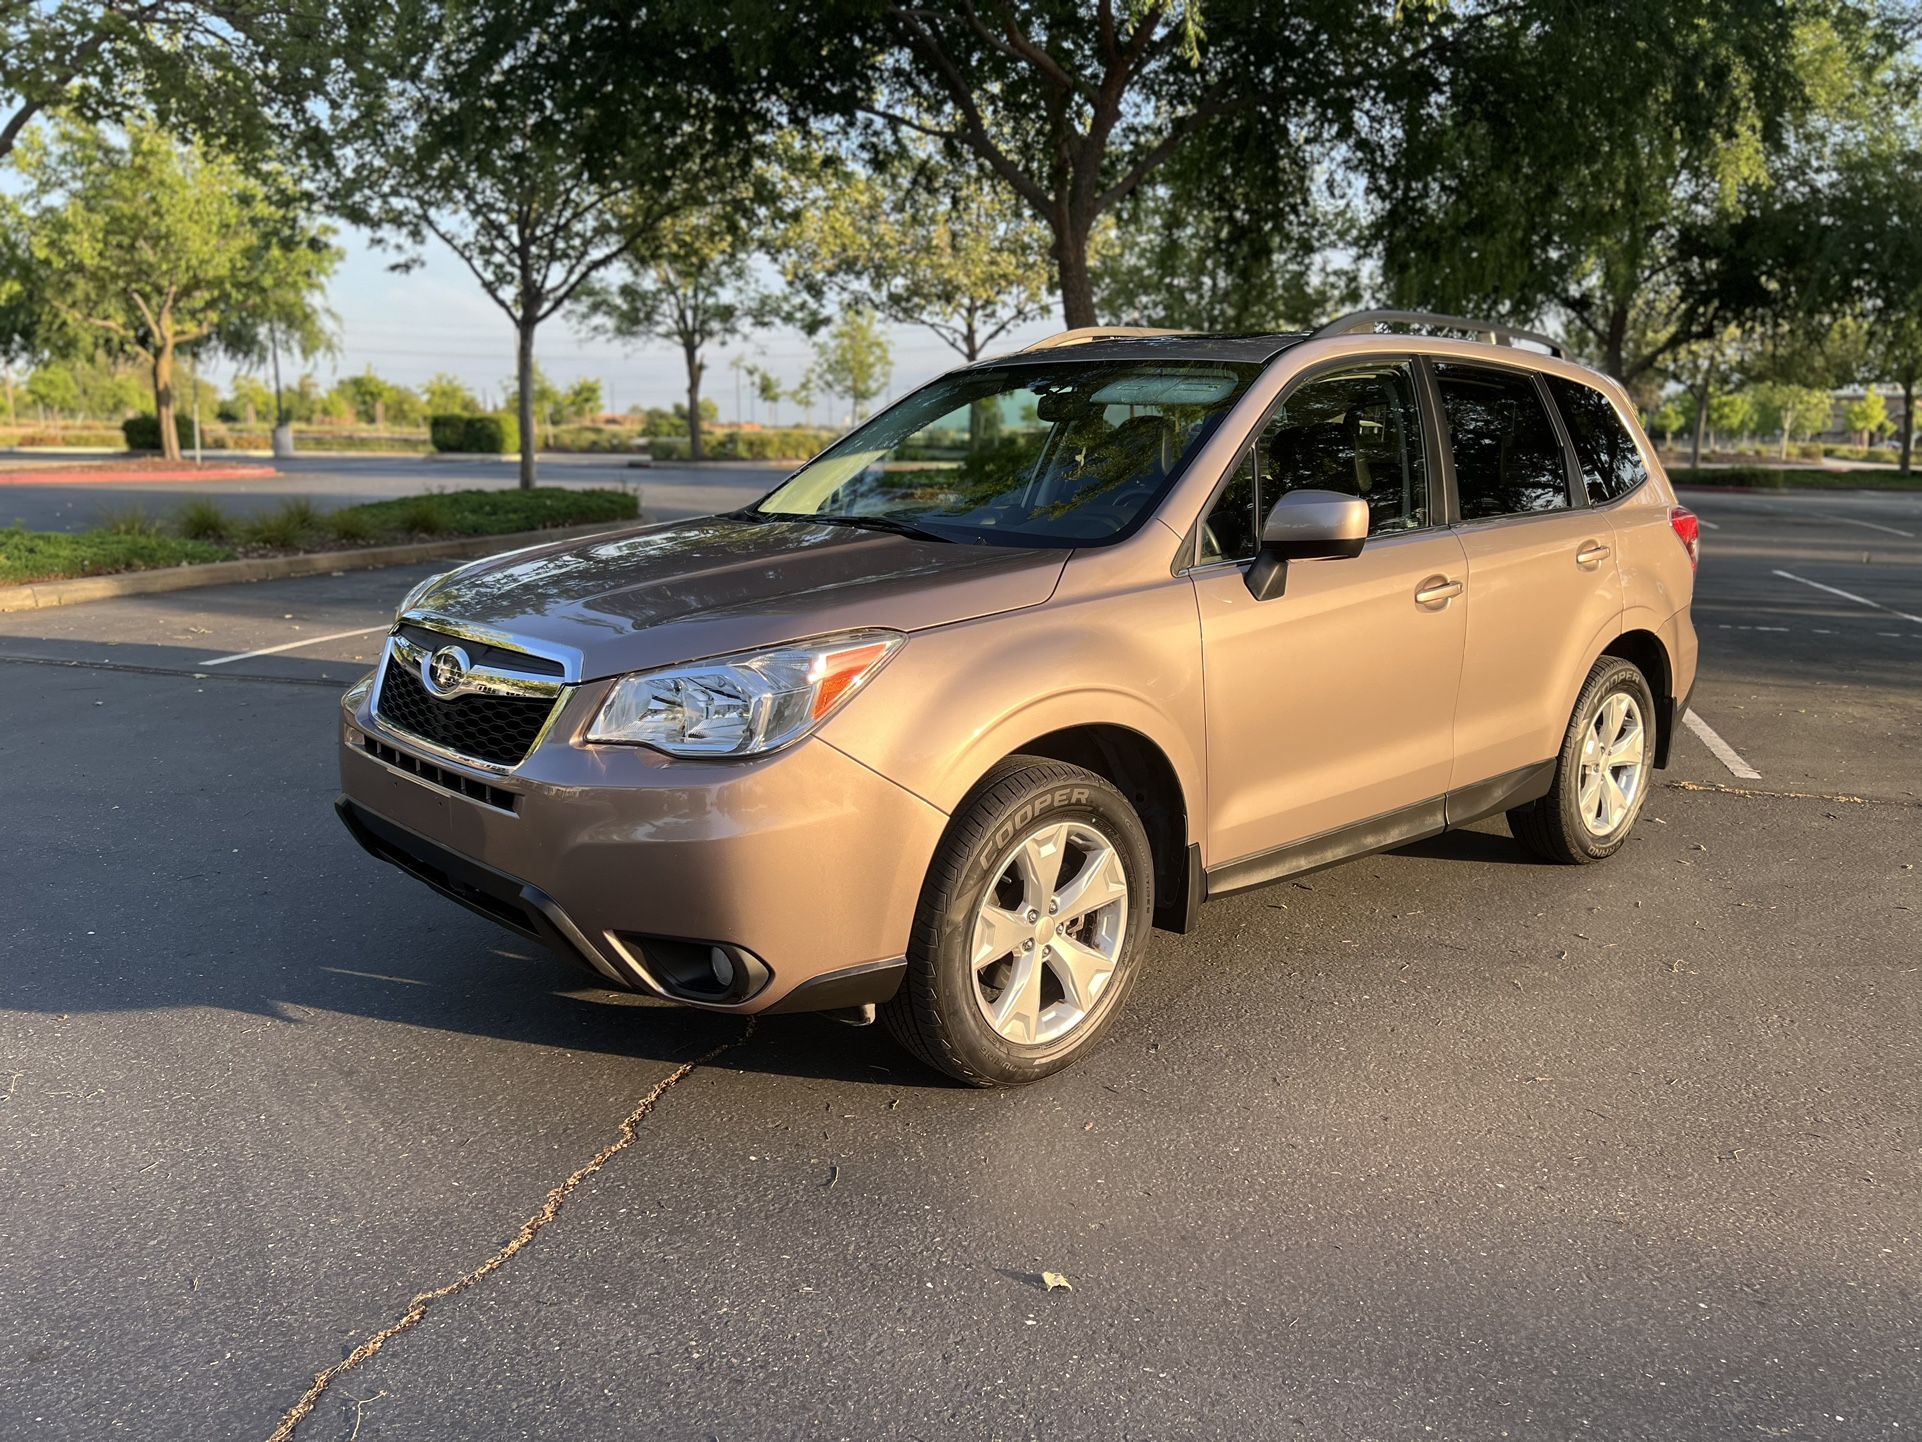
[[1771, 569, 1922, 626], [1822, 515, 1916, 539], [197, 624, 389, 667], [1683, 710, 1761, 780]]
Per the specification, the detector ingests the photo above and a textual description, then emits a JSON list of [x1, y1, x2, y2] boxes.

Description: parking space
[[1, 487, 1916, 1440]]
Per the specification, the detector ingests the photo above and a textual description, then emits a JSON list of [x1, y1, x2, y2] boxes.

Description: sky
[[295, 225, 1066, 424]]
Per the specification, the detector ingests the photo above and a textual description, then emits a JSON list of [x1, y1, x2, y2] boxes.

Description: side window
[[1257, 365, 1430, 536], [1198, 450, 1258, 564], [1548, 375, 1650, 504], [1433, 363, 1572, 520]]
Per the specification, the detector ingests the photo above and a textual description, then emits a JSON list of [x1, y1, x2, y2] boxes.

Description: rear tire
[[881, 758, 1154, 1086], [1508, 657, 1657, 864]]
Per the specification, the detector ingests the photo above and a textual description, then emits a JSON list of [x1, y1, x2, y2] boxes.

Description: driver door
[[1192, 361, 1468, 874]]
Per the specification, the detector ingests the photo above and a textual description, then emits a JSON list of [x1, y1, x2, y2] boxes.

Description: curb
[[0, 519, 631, 614], [0, 465, 279, 486]]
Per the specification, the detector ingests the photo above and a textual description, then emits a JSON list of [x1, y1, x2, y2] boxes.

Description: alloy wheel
[[970, 820, 1129, 1045], [1578, 691, 1647, 836]]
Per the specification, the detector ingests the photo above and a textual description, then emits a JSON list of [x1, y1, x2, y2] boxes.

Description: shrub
[[648, 436, 690, 461], [175, 498, 232, 541], [428, 413, 521, 454], [243, 499, 323, 550], [324, 508, 381, 544], [94, 504, 165, 537], [122, 413, 197, 453], [429, 414, 470, 452], [388, 493, 456, 535]]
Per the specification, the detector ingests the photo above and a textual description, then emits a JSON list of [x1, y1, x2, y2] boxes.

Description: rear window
[[1548, 376, 1650, 504]]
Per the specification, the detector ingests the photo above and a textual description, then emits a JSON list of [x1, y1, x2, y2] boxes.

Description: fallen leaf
[[1041, 1271, 1073, 1292]]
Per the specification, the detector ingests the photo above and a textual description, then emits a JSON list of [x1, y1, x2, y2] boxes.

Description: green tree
[[1369, 2, 1882, 388], [816, 308, 892, 423], [1707, 390, 1758, 452], [422, 372, 480, 416], [0, 2, 268, 166], [781, 140, 1052, 362], [861, 0, 1372, 328], [1096, 108, 1357, 331], [287, 0, 773, 488], [24, 361, 80, 417], [221, 374, 274, 425], [17, 120, 338, 459], [751, 365, 784, 425], [1751, 381, 1836, 458], [1844, 390, 1889, 446], [579, 204, 766, 461]]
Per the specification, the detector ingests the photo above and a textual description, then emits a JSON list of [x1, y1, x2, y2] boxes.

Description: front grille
[[360, 734, 520, 811], [375, 656, 558, 767]]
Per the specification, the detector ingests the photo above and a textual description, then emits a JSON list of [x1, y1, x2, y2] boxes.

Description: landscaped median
[[0, 487, 640, 608], [1666, 464, 1922, 491]]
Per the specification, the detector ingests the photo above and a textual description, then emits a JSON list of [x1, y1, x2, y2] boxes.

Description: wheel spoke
[[1599, 693, 1629, 749], [1607, 720, 1644, 768], [1013, 825, 1067, 910], [1047, 935, 1113, 1013], [1602, 769, 1629, 827], [1052, 842, 1127, 924], [972, 905, 1028, 971], [989, 949, 1045, 1043], [1579, 768, 1603, 818]]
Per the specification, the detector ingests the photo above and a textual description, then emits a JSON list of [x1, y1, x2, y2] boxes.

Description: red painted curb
[[0, 465, 279, 486]]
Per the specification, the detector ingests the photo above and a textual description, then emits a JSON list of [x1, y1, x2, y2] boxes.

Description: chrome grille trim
[[368, 627, 572, 774]]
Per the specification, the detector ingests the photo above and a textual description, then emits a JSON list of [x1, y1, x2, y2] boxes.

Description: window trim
[[1178, 353, 1442, 573], [1426, 356, 1586, 527]]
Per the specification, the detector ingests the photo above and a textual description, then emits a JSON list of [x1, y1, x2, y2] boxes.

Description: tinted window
[[1548, 376, 1649, 504], [1434, 363, 1572, 520], [756, 360, 1257, 548]]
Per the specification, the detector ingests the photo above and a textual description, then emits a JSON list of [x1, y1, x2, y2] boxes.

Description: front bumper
[[337, 677, 947, 1014]]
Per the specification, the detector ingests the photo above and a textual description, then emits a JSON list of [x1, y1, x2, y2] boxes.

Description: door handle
[[1576, 541, 1612, 566], [1414, 576, 1463, 605]]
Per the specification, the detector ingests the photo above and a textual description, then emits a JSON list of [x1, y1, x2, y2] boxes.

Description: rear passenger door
[[1432, 361, 1624, 791]]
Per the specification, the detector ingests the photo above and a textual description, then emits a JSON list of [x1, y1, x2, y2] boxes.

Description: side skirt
[[1202, 761, 1555, 901]]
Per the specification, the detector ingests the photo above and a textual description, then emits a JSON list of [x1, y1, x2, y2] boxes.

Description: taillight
[[1670, 506, 1700, 570]]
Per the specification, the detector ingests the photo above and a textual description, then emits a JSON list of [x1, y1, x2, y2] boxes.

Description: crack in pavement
[[262, 1020, 756, 1442], [1662, 779, 1921, 808]]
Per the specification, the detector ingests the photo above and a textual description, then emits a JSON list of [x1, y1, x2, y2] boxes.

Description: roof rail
[[1019, 325, 1191, 353], [1313, 309, 1564, 359]]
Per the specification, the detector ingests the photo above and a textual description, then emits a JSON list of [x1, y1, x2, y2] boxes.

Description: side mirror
[[1246, 488, 1368, 601]]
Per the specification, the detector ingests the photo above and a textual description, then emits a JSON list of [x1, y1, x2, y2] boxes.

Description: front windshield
[[753, 359, 1259, 546]]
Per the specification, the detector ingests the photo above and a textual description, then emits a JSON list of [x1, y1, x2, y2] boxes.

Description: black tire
[[881, 757, 1155, 1086], [1508, 656, 1658, 864]]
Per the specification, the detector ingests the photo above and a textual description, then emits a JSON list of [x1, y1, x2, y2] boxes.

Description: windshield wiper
[[756, 511, 958, 545]]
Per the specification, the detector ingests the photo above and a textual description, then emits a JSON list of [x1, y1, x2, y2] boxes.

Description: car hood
[[405, 514, 1068, 679]]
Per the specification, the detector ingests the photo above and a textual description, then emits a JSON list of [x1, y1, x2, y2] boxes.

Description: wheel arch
[[969, 723, 1199, 935], [1599, 628, 1677, 767]]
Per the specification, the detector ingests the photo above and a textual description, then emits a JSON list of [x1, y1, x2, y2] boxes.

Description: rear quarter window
[[1548, 376, 1650, 504]]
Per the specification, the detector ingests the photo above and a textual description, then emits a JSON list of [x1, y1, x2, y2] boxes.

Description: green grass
[[1, 487, 639, 588], [0, 528, 231, 585], [331, 486, 639, 537], [1668, 465, 1922, 491]]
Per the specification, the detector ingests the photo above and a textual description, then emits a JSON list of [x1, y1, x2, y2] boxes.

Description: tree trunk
[[1689, 387, 1707, 469], [686, 341, 705, 463], [153, 344, 181, 462], [1902, 373, 1915, 476], [1053, 217, 1098, 329], [1603, 303, 1629, 383], [516, 317, 537, 490]]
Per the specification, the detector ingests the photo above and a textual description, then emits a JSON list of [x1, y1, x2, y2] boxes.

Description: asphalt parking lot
[[1, 484, 1916, 1440]]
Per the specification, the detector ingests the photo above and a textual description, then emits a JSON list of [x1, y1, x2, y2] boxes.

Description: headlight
[[396, 569, 452, 618], [588, 630, 904, 757]]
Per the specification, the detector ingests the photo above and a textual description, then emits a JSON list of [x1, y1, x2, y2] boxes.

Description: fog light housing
[[614, 935, 770, 1004]]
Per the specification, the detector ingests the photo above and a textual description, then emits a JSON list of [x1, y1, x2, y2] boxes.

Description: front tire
[[1508, 656, 1657, 864], [881, 758, 1155, 1086]]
